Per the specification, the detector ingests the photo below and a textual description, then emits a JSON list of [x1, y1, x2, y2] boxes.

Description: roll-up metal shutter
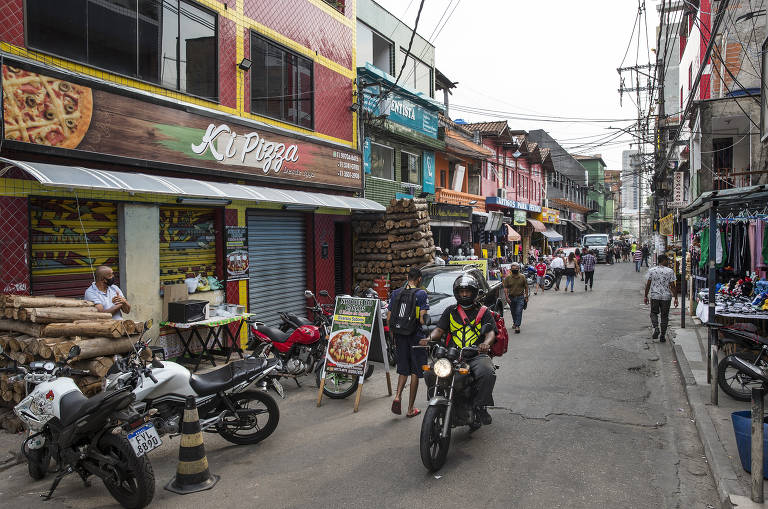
[[29, 198, 119, 298], [247, 212, 306, 327], [159, 207, 217, 285]]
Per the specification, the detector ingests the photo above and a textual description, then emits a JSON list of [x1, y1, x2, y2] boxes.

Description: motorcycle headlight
[[433, 358, 453, 378]]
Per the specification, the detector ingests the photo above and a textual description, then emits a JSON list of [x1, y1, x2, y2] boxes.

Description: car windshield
[[584, 236, 608, 246], [422, 272, 458, 296]]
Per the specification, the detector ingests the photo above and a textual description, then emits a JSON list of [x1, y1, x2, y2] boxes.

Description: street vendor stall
[[161, 314, 247, 372]]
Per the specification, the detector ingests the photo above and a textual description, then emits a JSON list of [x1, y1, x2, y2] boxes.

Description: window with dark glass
[[251, 33, 314, 129], [26, 0, 217, 100], [401, 151, 420, 185], [370, 143, 394, 180]]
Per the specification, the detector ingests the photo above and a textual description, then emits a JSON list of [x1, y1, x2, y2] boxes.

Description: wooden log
[[17, 335, 39, 356], [42, 320, 126, 338], [26, 308, 112, 324], [38, 337, 72, 359], [5, 295, 94, 308], [354, 253, 393, 261], [6, 334, 22, 353], [54, 336, 138, 362], [10, 351, 34, 364], [0, 319, 44, 337], [71, 356, 114, 378], [390, 240, 431, 251], [1, 390, 12, 402]]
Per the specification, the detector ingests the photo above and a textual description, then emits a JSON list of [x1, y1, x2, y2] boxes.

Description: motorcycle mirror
[[304, 290, 314, 298], [319, 290, 329, 297], [144, 319, 153, 331], [67, 345, 81, 361]]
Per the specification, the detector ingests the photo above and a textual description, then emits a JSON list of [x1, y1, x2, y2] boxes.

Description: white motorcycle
[[2, 343, 156, 509], [104, 324, 281, 445]]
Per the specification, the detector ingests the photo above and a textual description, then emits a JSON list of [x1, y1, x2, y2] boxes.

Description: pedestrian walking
[[644, 254, 678, 342], [387, 267, 429, 418], [622, 242, 630, 262], [564, 252, 578, 292], [641, 243, 650, 267], [503, 262, 529, 334], [606, 243, 614, 265], [614, 244, 622, 262], [582, 249, 596, 291], [633, 248, 643, 272], [575, 248, 583, 281], [534, 259, 547, 295], [550, 253, 564, 291]]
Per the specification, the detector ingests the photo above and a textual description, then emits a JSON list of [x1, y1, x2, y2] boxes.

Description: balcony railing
[[434, 188, 486, 212], [713, 168, 751, 190]]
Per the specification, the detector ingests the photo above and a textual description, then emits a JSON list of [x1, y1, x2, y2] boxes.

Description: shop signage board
[[659, 213, 674, 236], [513, 209, 527, 226], [485, 196, 542, 213], [670, 171, 686, 208], [363, 138, 372, 174], [449, 259, 489, 279], [361, 85, 439, 138], [536, 207, 560, 224], [317, 296, 391, 412], [225, 226, 249, 281], [1, 63, 362, 190], [422, 151, 435, 193], [428, 203, 473, 223]]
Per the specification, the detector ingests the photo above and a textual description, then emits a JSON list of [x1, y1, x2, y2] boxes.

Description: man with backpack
[[421, 273, 497, 429], [388, 267, 430, 418]]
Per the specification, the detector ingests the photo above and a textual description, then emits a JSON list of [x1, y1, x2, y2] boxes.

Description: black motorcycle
[[419, 324, 494, 471], [714, 323, 768, 401]]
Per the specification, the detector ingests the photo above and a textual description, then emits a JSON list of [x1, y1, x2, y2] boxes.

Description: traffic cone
[[165, 396, 220, 494]]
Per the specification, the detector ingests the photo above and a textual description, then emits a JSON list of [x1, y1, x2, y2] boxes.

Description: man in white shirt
[[84, 266, 131, 319], [644, 254, 677, 342], [434, 248, 446, 266], [550, 253, 565, 291]]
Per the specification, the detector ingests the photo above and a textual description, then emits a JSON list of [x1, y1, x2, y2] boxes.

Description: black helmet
[[453, 273, 479, 308]]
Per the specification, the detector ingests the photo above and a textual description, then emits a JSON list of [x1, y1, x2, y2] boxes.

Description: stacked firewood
[[0, 295, 145, 432], [353, 198, 435, 289]]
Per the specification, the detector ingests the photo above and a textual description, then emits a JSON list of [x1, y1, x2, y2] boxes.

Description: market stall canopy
[[527, 218, 546, 232], [0, 158, 385, 212], [680, 184, 768, 219], [563, 219, 587, 231], [541, 228, 563, 242], [504, 224, 521, 241]]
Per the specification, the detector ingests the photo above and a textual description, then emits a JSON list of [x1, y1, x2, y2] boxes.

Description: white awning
[[541, 228, 563, 242], [0, 158, 385, 212]]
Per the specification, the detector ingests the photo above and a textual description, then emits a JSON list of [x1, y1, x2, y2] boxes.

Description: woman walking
[[575, 248, 583, 281], [564, 252, 578, 292]]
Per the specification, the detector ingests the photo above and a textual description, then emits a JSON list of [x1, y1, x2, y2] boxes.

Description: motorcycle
[[714, 322, 768, 401], [3, 344, 155, 509], [104, 320, 281, 445], [419, 320, 495, 472]]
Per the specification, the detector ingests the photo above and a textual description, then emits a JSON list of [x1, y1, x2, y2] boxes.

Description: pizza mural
[[1, 62, 362, 190], [2, 66, 93, 149]]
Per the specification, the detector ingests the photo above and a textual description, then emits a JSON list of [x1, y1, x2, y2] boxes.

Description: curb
[[671, 337, 744, 509]]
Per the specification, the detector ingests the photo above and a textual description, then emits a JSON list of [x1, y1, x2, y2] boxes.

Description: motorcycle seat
[[255, 324, 291, 343], [189, 357, 268, 396], [58, 390, 112, 426], [284, 312, 312, 327]]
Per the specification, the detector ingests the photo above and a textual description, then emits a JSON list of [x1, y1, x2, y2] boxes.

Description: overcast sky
[[372, 0, 660, 174]]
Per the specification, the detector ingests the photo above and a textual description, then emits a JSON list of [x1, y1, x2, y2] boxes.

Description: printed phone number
[[337, 170, 360, 179]]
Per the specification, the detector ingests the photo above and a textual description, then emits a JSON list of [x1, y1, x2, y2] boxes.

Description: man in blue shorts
[[387, 267, 429, 418]]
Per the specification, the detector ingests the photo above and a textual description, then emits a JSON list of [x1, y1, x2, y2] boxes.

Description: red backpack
[[454, 305, 509, 357]]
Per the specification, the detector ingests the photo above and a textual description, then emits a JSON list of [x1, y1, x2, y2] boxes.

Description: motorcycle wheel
[[98, 433, 155, 509], [316, 368, 359, 399], [217, 390, 280, 445], [25, 445, 49, 480], [420, 406, 451, 471], [718, 352, 765, 401], [525, 275, 535, 286], [386, 334, 397, 367], [542, 275, 554, 291]]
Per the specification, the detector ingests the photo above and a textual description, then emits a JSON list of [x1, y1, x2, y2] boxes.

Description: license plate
[[127, 423, 162, 457], [271, 379, 285, 399]]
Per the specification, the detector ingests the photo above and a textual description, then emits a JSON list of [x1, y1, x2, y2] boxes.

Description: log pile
[[353, 198, 436, 289], [0, 294, 145, 432]]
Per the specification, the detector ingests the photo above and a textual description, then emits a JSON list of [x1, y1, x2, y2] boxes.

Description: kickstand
[[294, 377, 302, 388], [42, 468, 70, 501]]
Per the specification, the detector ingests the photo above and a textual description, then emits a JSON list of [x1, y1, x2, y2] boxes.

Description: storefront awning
[[563, 219, 587, 231], [444, 130, 495, 160], [504, 224, 521, 242], [541, 228, 563, 242], [527, 218, 546, 232], [0, 158, 386, 212]]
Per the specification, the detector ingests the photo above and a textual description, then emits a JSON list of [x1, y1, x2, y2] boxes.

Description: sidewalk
[[669, 314, 767, 508]]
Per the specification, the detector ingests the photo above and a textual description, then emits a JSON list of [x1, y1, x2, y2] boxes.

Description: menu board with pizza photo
[[225, 226, 249, 281], [324, 297, 380, 378]]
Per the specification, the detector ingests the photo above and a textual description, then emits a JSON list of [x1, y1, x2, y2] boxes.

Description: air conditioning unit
[[497, 188, 507, 199]]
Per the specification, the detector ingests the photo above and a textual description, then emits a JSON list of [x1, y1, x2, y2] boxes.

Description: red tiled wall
[[219, 16, 238, 110], [314, 65, 354, 142], [0, 0, 23, 46], [244, 0, 353, 69], [0, 197, 31, 295]]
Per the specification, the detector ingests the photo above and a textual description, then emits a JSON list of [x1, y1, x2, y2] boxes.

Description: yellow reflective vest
[[447, 308, 483, 349]]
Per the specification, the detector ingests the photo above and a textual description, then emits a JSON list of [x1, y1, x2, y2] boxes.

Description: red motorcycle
[[247, 290, 362, 399]]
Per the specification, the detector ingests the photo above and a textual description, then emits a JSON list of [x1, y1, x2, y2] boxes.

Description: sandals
[[407, 408, 421, 418], [391, 399, 402, 415]]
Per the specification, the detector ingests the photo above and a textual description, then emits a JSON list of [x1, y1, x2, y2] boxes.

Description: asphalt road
[[0, 262, 719, 508]]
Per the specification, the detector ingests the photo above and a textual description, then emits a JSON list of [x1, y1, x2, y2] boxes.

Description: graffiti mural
[[159, 207, 217, 285], [29, 198, 118, 297]]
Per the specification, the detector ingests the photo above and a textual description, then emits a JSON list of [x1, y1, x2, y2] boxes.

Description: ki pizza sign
[[2, 63, 361, 190]]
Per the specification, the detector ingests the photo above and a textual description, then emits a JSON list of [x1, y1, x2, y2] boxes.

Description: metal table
[[161, 314, 248, 372]]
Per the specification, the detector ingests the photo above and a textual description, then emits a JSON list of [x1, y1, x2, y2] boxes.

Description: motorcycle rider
[[420, 273, 497, 428]]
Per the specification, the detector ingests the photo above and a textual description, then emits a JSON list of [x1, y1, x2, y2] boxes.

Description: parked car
[[419, 264, 505, 323]]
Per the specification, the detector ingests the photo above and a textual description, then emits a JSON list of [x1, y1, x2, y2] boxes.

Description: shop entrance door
[[247, 211, 306, 327]]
